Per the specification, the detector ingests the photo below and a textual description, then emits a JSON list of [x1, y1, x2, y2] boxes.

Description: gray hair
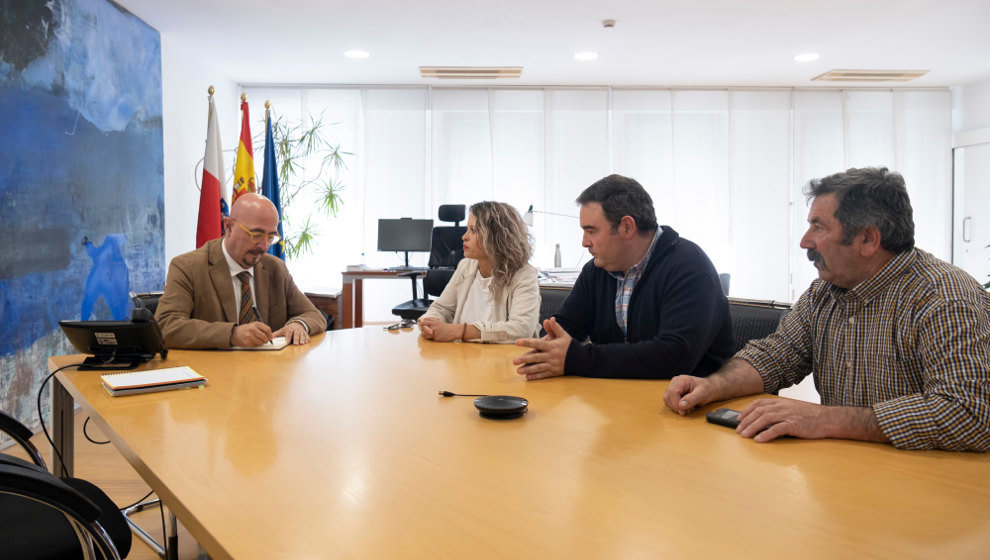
[[576, 174, 658, 233], [804, 167, 915, 253]]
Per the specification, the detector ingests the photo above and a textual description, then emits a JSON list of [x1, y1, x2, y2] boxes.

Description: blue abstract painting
[[0, 0, 164, 430]]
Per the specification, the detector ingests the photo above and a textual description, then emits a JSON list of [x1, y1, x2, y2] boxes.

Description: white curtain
[[726, 91, 791, 301], [243, 85, 952, 321]]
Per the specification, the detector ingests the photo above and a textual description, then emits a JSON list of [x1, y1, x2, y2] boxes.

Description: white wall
[[161, 35, 239, 266], [952, 77, 990, 132], [950, 76, 990, 285]]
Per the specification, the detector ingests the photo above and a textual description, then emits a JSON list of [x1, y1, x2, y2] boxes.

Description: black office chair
[[727, 297, 790, 353], [537, 286, 572, 336], [130, 291, 163, 315], [0, 410, 132, 559], [392, 204, 467, 321]]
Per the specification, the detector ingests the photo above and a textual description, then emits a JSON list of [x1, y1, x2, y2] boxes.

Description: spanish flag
[[232, 95, 256, 202], [196, 88, 228, 248]]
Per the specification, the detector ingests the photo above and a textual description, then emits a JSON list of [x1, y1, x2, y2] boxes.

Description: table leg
[[355, 279, 363, 328], [50, 376, 75, 476], [342, 281, 354, 329], [168, 513, 179, 560]]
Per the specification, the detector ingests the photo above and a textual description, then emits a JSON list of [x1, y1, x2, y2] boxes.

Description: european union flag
[[261, 109, 285, 260]]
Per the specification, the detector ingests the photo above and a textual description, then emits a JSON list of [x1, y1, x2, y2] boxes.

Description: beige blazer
[[155, 239, 326, 348], [421, 259, 540, 342]]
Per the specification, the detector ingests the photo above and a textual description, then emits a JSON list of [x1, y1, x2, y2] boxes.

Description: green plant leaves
[[255, 110, 352, 259]]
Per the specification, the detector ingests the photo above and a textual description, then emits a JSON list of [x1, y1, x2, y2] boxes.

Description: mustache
[[806, 249, 826, 270]]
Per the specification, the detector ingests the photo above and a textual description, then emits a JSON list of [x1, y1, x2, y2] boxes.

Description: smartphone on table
[[705, 408, 740, 428]]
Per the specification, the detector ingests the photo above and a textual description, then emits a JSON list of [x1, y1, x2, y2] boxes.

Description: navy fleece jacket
[[555, 226, 733, 379]]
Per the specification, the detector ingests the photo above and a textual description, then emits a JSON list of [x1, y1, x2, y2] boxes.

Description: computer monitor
[[377, 218, 433, 269], [59, 311, 168, 370]]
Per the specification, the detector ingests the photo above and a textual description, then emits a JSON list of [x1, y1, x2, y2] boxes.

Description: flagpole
[[197, 84, 225, 247], [207, 85, 214, 120]]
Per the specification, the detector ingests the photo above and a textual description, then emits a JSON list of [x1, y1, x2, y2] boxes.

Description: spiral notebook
[[100, 366, 206, 397]]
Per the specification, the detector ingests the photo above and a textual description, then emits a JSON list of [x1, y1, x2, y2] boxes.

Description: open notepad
[[230, 336, 288, 351], [101, 366, 206, 397]]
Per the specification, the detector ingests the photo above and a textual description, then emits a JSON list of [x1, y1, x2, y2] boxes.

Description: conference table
[[50, 328, 990, 558]]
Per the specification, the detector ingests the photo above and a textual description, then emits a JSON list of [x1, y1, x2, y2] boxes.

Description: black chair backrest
[[1, 410, 131, 559], [423, 205, 467, 298], [536, 287, 571, 335], [438, 204, 465, 226], [0, 411, 45, 468], [131, 291, 163, 315], [727, 300, 790, 353], [0, 456, 103, 520], [428, 226, 466, 268], [0, 459, 124, 560], [424, 269, 455, 298]]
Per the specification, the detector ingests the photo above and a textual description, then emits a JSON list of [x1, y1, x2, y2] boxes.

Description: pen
[[252, 306, 273, 343]]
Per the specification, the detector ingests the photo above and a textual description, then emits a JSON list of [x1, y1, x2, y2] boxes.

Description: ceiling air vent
[[420, 66, 523, 79], [811, 69, 929, 83]]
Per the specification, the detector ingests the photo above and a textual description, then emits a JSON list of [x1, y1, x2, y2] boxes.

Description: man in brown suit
[[156, 193, 326, 348]]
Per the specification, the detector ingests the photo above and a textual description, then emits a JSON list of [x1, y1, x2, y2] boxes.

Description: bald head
[[224, 193, 280, 269], [230, 192, 279, 224]]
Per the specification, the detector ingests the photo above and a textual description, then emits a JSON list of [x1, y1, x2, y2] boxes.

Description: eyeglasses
[[231, 220, 280, 245]]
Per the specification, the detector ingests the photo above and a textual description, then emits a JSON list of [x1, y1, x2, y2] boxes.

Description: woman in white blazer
[[418, 201, 540, 343]]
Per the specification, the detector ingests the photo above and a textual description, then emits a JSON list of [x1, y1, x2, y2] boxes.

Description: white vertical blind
[[727, 90, 791, 300], [291, 88, 361, 286], [895, 90, 953, 260], [361, 88, 429, 270], [544, 89, 609, 268], [670, 90, 731, 273], [430, 89, 490, 213], [243, 85, 951, 320], [790, 91, 846, 299], [845, 90, 896, 169], [491, 89, 544, 229]]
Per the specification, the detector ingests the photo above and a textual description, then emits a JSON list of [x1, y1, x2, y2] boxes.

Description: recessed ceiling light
[[574, 51, 599, 61], [794, 53, 821, 62], [345, 50, 370, 59]]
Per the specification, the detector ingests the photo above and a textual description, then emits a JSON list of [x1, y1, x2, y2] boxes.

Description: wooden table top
[[52, 328, 990, 558]]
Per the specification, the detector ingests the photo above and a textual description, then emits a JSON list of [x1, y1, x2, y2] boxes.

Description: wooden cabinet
[[304, 291, 341, 330]]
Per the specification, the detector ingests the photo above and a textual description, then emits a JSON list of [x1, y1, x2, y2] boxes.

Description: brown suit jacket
[[155, 239, 326, 348]]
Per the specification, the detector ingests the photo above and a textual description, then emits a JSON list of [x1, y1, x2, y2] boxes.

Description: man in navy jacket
[[514, 174, 733, 379]]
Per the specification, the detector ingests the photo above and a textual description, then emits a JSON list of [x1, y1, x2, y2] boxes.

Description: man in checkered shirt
[[664, 167, 990, 451]]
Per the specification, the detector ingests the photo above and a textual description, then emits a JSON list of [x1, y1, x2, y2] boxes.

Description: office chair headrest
[[438, 204, 466, 225]]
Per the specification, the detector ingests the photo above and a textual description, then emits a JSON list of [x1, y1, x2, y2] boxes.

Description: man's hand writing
[[231, 322, 273, 347]]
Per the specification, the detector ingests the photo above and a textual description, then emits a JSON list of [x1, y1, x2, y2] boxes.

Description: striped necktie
[[236, 271, 258, 325]]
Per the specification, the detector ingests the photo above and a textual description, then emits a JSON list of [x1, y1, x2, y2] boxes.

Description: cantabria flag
[[196, 90, 229, 248]]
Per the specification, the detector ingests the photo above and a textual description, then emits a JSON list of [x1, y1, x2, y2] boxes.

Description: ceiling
[[116, 0, 990, 88]]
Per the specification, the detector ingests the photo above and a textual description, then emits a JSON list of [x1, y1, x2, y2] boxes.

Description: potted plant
[[256, 111, 351, 259]]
